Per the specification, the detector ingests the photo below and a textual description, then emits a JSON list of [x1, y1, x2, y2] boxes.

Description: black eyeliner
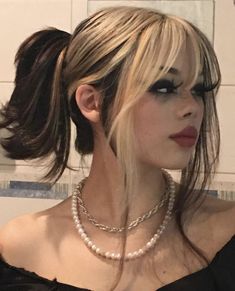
[[148, 79, 182, 94]]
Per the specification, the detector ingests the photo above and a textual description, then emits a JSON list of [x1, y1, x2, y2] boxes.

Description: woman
[[0, 6, 234, 291]]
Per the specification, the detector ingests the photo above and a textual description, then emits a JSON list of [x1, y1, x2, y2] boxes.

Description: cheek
[[134, 106, 164, 137], [133, 95, 175, 156], [134, 107, 170, 155]]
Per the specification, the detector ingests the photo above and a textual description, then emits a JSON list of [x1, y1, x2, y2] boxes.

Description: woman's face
[[134, 46, 205, 171]]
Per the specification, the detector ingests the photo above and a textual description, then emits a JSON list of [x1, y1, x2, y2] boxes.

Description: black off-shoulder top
[[0, 235, 234, 291]]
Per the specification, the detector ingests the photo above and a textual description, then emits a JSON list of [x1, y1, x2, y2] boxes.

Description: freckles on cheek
[[133, 96, 168, 140]]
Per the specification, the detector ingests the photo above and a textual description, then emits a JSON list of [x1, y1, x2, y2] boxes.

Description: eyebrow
[[167, 67, 179, 75], [160, 66, 179, 75], [160, 66, 203, 76]]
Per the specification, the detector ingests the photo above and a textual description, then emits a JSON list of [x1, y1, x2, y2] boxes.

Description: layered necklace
[[71, 169, 175, 261]]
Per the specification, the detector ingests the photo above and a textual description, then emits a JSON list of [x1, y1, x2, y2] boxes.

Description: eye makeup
[[191, 82, 218, 97], [148, 78, 218, 97], [148, 79, 183, 95]]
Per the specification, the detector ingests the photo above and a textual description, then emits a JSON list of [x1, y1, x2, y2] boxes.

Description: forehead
[[164, 43, 203, 83]]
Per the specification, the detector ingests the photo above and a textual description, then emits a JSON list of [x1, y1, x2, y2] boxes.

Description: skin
[[0, 44, 234, 291]]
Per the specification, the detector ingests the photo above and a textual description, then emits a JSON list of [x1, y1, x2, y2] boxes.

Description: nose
[[177, 90, 203, 119]]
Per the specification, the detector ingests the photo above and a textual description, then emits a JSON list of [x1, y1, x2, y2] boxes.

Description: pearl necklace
[[71, 169, 175, 261], [76, 174, 170, 233]]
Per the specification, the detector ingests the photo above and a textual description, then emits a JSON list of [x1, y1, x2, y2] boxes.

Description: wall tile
[[0, 164, 70, 184], [88, 1, 214, 41], [216, 86, 235, 173], [72, 0, 88, 30], [214, 0, 235, 85], [89, 0, 211, 2], [0, 0, 72, 82], [0, 82, 15, 165], [0, 82, 14, 105], [0, 197, 61, 226]]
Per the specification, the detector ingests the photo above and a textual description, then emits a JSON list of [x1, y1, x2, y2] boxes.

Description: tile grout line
[[70, 0, 73, 33], [212, 0, 215, 46], [89, 0, 213, 2]]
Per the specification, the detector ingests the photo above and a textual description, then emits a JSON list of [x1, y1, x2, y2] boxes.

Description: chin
[[162, 159, 191, 170]]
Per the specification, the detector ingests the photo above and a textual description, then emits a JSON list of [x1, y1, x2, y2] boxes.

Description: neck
[[80, 142, 169, 226]]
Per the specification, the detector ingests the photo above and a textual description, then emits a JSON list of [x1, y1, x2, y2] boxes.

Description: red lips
[[169, 126, 198, 147], [170, 126, 198, 138]]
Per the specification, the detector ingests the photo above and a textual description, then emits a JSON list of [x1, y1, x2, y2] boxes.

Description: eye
[[191, 83, 215, 98], [148, 79, 182, 95], [191, 84, 205, 98]]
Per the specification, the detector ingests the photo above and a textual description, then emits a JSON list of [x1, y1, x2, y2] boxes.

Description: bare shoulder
[[189, 194, 235, 250], [0, 213, 40, 266], [201, 194, 235, 226], [0, 197, 71, 266]]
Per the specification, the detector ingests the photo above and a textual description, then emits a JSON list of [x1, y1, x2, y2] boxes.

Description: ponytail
[[0, 28, 71, 183]]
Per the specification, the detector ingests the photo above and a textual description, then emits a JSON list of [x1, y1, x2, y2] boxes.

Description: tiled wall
[[0, 0, 235, 225]]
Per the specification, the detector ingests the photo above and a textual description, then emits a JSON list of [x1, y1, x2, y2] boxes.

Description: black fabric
[[0, 235, 234, 291]]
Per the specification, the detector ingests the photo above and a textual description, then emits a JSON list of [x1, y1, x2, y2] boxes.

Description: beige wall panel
[[214, 0, 235, 85], [0, 197, 60, 227], [0, 82, 14, 104], [72, 0, 88, 30], [0, 164, 69, 184], [88, 1, 214, 40], [216, 86, 235, 173], [0, 0, 72, 82], [0, 82, 16, 165]]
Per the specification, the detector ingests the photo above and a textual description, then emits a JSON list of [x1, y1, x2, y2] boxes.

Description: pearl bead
[[78, 228, 84, 234], [84, 237, 89, 243], [116, 254, 121, 260], [146, 242, 152, 248], [74, 218, 79, 224], [81, 233, 87, 239], [133, 251, 138, 257], [150, 238, 156, 244], [105, 252, 111, 258], [111, 253, 116, 260], [127, 253, 134, 260], [92, 245, 97, 251]]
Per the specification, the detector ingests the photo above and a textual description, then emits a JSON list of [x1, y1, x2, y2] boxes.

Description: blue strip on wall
[[0, 180, 68, 199]]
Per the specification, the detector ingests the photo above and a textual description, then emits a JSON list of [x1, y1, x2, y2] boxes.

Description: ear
[[75, 84, 101, 123]]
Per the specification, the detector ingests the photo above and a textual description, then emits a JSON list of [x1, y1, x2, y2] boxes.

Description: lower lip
[[170, 136, 196, 147]]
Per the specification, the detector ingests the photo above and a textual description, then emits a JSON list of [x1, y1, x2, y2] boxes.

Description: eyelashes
[[148, 79, 217, 98], [148, 79, 182, 95]]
